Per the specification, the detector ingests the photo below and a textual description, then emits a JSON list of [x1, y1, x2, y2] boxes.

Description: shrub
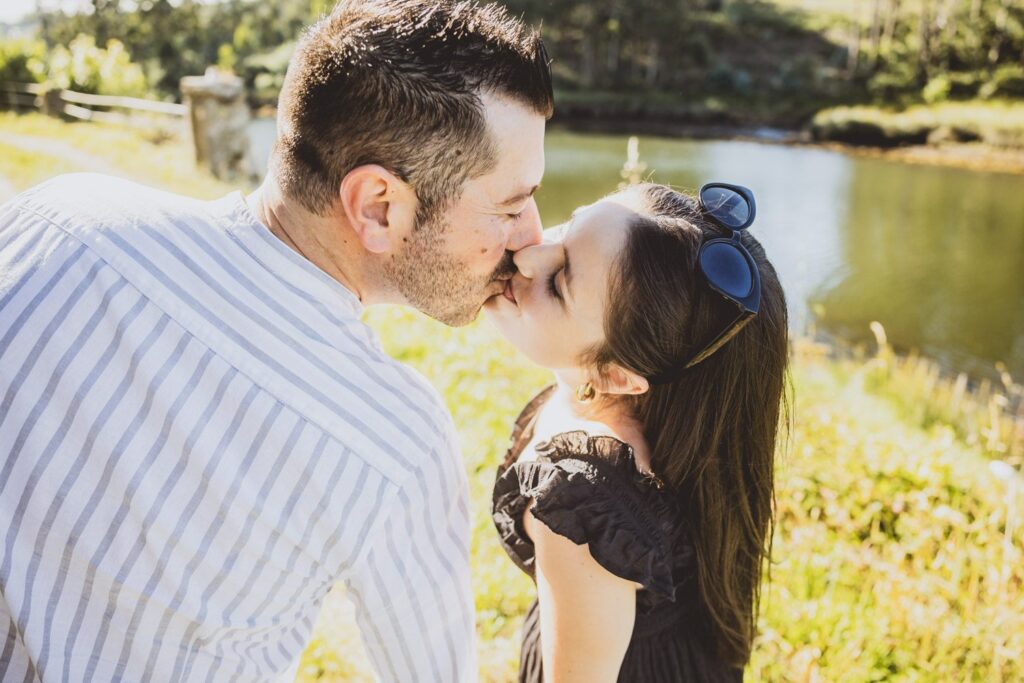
[[867, 61, 919, 103], [810, 107, 930, 147], [777, 54, 819, 94], [947, 71, 982, 99], [705, 62, 752, 96], [216, 44, 237, 73], [922, 74, 951, 104], [0, 39, 47, 84], [980, 65, 1024, 100], [44, 34, 148, 97], [239, 41, 294, 105]]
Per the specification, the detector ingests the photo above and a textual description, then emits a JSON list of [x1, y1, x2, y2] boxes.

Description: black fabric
[[491, 386, 744, 683]]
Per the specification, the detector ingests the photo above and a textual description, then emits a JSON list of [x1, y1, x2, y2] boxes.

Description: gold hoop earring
[[576, 382, 596, 403]]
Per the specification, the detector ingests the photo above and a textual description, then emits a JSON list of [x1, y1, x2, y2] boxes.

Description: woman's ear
[[338, 165, 417, 254], [590, 363, 649, 397]]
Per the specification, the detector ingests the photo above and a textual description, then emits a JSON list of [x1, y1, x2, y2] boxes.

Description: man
[[0, 1, 552, 681]]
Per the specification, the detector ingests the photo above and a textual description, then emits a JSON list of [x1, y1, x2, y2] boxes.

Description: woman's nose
[[512, 240, 561, 280], [542, 222, 568, 244]]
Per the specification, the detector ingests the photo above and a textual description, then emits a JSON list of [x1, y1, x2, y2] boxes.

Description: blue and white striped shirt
[[0, 174, 475, 682]]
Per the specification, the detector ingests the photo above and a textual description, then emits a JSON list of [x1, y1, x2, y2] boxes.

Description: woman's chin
[[483, 298, 525, 345], [483, 292, 515, 317], [482, 295, 509, 326]]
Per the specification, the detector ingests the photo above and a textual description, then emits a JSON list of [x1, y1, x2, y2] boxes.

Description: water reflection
[[247, 123, 1024, 380], [812, 158, 1024, 379]]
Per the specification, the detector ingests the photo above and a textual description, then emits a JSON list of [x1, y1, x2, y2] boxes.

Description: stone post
[[39, 87, 66, 118], [180, 68, 253, 181]]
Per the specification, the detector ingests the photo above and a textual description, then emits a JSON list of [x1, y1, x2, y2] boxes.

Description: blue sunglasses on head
[[649, 182, 761, 385]]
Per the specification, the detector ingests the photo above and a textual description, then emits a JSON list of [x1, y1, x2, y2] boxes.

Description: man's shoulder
[[14, 173, 223, 234], [365, 350, 457, 447], [19, 172, 195, 209], [307, 345, 461, 489]]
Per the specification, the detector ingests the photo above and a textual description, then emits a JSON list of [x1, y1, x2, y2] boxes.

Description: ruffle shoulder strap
[[493, 431, 680, 602]]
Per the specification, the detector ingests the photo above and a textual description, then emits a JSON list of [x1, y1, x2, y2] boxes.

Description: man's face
[[384, 93, 546, 326]]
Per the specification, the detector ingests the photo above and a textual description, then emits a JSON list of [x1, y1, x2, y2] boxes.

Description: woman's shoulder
[[520, 430, 675, 545], [496, 386, 673, 535], [536, 429, 663, 487], [500, 385, 656, 477], [494, 427, 685, 601]]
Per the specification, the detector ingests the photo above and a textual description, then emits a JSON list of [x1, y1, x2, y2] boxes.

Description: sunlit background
[[2, 0, 1023, 680]]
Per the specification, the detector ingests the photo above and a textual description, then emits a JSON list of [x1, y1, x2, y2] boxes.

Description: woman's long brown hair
[[588, 184, 790, 667]]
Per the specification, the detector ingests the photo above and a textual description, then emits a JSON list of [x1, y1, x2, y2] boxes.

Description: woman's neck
[[542, 378, 652, 469]]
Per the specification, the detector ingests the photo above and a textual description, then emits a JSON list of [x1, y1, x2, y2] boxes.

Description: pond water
[[248, 120, 1024, 381]]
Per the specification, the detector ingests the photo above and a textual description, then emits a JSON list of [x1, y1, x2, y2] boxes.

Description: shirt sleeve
[[341, 435, 476, 682]]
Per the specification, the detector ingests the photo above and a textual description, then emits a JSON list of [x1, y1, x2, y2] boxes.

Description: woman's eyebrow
[[562, 243, 574, 305], [559, 208, 586, 306]]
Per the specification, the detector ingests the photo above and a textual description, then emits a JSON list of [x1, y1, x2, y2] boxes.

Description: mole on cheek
[[480, 247, 487, 254]]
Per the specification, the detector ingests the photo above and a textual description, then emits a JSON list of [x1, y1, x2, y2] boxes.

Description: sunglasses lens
[[701, 186, 750, 229], [700, 242, 753, 299]]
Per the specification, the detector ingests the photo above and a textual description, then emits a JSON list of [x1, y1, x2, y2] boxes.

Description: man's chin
[[440, 287, 510, 327], [441, 312, 479, 328], [422, 301, 484, 328], [400, 282, 502, 327]]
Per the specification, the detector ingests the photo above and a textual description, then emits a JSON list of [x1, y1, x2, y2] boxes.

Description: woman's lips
[[502, 278, 517, 305]]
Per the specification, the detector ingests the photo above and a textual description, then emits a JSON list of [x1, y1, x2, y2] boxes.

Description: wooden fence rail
[[1, 82, 43, 110], [2, 73, 253, 181], [0, 81, 186, 128], [58, 88, 187, 116]]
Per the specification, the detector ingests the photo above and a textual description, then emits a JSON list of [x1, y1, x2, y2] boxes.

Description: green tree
[[43, 34, 148, 96]]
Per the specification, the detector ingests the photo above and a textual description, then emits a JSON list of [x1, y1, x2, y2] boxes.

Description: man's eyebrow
[[497, 184, 540, 207]]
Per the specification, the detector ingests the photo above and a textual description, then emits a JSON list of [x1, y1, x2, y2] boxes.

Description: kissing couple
[[0, 1, 788, 681]]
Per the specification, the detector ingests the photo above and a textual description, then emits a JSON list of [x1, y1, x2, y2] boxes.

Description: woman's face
[[483, 197, 639, 371]]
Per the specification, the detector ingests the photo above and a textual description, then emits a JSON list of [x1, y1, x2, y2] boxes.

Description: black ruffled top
[[491, 386, 743, 682]]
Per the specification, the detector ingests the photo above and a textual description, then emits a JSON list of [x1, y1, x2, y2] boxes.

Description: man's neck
[[246, 179, 368, 302]]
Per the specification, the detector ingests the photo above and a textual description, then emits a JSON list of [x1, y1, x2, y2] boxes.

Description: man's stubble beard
[[384, 211, 516, 327]]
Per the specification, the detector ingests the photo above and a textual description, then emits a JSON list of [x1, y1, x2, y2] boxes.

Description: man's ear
[[591, 363, 650, 397], [338, 165, 417, 254]]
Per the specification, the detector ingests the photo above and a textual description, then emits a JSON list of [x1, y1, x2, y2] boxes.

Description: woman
[[487, 182, 789, 682]]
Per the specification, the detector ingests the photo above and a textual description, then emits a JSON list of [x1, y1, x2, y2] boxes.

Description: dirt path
[[0, 131, 125, 178]]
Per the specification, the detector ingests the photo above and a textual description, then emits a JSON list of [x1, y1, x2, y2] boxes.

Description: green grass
[[0, 141, 79, 192], [0, 112, 242, 198], [292, 310, 1023, 683], [4, 114, 1021, 681]]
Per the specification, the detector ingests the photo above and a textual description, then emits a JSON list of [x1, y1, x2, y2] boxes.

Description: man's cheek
[[470, 239, 505, 269]]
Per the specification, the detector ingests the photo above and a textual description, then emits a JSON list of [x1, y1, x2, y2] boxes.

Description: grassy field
[[0, 112, 241, 198], [2, 113, 1022, 681], [291, 309, 1024, 683]]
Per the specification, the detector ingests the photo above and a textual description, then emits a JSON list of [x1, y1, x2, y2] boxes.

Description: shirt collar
[[222, 191, 364, 318]]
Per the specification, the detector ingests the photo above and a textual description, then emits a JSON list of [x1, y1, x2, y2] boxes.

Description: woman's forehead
[[568, 204, 632, 296], [574, 199, 640, 235]]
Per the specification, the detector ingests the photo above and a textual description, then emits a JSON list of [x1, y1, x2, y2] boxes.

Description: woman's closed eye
[[547, 269, 562, 301]]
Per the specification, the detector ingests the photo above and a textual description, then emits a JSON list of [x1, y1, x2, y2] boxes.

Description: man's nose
[[506, 198, 543, 252]]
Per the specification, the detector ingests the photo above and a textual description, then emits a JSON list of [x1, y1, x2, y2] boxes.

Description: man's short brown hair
[[273, 0, 553, 217]]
